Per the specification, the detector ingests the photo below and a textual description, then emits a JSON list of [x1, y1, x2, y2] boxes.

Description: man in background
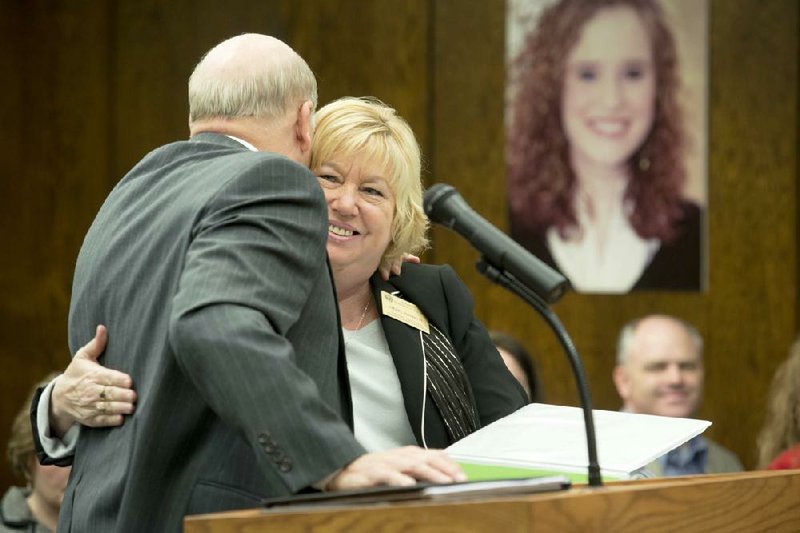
[[613, 314, 743, 476]]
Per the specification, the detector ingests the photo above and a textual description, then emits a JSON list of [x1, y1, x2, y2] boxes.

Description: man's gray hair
[[615, 315, 704, 365], [188, 42, 317, 123]]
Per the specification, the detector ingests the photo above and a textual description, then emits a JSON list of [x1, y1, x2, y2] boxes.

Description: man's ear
[[295, 100, 313, 156], [613, 365, 630, 400]]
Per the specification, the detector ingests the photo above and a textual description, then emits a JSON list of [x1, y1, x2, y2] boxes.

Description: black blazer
[[371, 263, 528, 449]]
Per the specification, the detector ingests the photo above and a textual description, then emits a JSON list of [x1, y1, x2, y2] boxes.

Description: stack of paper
[[446, 403, 711, 482]]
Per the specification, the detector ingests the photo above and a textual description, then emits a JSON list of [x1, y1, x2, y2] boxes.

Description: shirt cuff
[[36, 377, 80, 458]]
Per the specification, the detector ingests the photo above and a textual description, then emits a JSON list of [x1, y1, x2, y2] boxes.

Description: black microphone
[[423, 183, 569, 303], [425, 184, 601, 486]]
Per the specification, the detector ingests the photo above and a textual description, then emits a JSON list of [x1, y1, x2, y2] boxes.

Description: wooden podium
[[184, 470, 800, 532]]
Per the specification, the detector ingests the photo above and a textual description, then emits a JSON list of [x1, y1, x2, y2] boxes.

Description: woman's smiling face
[[561, 5, 657, 172], [316, 154, 396, 278]]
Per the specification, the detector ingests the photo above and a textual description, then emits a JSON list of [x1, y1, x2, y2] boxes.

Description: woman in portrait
[[506, 0, 702, 293]]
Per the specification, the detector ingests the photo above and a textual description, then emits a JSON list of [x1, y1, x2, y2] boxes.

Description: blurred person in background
[[756, 337, 800, 470], [2, 373, 66, 533], [490, 331, 542, 403], [613, 315, 742, 476]]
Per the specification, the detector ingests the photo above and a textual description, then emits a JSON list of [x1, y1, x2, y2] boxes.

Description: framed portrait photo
[[505, 0, 708, 294]]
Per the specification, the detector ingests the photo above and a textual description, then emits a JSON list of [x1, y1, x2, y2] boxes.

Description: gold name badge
[[381, 291, 430, 333]]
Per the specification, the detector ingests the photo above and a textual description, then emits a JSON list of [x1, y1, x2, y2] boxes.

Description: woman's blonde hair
[[7, 372, 59, 481], [756, 338, 800, 468], [311, 97, 429, 268]]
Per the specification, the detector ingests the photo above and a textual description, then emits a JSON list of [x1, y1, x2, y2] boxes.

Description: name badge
[[381, 291, 430, 333]]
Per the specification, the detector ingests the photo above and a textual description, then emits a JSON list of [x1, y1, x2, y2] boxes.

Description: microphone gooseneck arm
[[424, 183, 602, 487], [477, 260, 603, 487]]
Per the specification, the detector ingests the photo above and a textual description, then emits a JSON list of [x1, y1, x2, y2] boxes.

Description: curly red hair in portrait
[[507, 0, 686, 241]]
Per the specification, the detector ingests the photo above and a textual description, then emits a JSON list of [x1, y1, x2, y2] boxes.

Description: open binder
[[447, 403, 711, 481]]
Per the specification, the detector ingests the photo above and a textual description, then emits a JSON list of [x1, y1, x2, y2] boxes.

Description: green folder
[[459, 462, 622, 484]]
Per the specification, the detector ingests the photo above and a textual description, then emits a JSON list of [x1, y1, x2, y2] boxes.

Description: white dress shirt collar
[[225, 134, 258, 152]]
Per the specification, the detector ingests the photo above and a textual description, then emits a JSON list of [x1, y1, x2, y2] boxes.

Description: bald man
[[31, 34, 463, 532], [613, 315, 743, 476]]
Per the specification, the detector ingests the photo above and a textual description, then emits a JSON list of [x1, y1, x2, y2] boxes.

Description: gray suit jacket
[[58, 133, 365, 532]]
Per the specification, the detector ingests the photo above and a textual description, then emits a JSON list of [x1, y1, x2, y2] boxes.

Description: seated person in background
[[756, 337, 800, 470], [36, 97, 527, 459], [490, 331, 542, 403], [613, 314, 743, 476], [3, 373, 66, 533]]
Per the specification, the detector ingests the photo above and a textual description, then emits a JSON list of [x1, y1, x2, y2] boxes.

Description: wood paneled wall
[[0, 0, 796, 491], [425, 0, 799, 474]]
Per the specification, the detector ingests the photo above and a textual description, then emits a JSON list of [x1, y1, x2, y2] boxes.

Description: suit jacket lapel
[[371, 275, 427, 445], [370, 272, 452, 448]]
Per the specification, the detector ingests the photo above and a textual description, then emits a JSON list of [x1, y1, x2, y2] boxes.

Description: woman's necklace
[[351, 297, 372, 331]]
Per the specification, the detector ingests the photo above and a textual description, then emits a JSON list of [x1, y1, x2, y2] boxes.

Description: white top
[[547, 201, 659, 293], [342, 320, 417, 452]]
